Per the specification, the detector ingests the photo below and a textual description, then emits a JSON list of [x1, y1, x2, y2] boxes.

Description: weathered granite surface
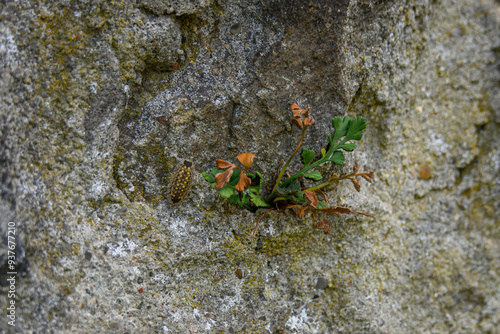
[[0, 0, 499, 332]]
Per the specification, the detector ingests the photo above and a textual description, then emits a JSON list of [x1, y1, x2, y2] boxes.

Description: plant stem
[[302, 176, 346, 193], [302, 181, 334, 193], [302, 171, 371, 194], [277, 137, 348, 190], [271, 126, 308, 194]]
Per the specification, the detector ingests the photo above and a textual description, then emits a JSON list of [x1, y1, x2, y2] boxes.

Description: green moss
[[113, 137, 177, 203]]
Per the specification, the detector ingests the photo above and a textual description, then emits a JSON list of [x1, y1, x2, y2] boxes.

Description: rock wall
[[0, 0, 499, 332]]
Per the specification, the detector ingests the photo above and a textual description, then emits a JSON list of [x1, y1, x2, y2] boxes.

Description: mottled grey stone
[[0, 0, 499, 333], [315, 278, 328, 290], [138, 0, 214, 16]]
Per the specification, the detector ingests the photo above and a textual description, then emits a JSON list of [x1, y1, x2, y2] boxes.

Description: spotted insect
[[168, 160, 194, 205]]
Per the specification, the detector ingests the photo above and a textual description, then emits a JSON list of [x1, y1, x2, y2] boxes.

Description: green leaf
[[228, 169, 241, 186], [320, 148, 326, 157], [249, 192, 269, 207], [241, 194, 250, 205], [248, 172, 263, 193], [332, 116, 351, 142], [330, 151, 345, 165], [202, 171, 215, 183], [217, 184, 235, 198], [228, 193, 249, 206], [303, 170, 323, 180], [273, 196, 291, 202], [228, 194, 242, 205], [210, 168, 223, 176], [277, 179, 301, 195], [338, 143, 357, 151], [331, 116, 366, 143], [292, 193, 306, 202], [301, 148, 315, 165], [316, 201, 327, 209], [345, 117, 366, 141]]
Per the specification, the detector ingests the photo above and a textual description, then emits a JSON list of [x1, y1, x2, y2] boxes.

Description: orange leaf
[[216, 159, 235, 170], [215, 167, 235, 189], [303, 107, 311, 118], [295, 207, 305, 219], [304, 190, 318, 208], [237, 153, 256, 171], [290, 103, 303, 117], [290, 117, 303, 129], [303, 117, 314, 126], [235, 172, 251, 191]]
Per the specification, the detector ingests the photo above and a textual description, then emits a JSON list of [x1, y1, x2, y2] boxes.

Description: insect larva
[[169, 160, 193, 205]]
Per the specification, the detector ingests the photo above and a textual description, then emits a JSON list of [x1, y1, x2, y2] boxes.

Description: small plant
[[202, 104, 375, 236]]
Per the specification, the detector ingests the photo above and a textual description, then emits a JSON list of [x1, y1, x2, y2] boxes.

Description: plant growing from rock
[[202, 104, 375, 236]]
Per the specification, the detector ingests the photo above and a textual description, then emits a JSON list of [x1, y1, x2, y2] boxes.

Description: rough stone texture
[[138, 0, 214, 16], [0, 0, 499, 333]]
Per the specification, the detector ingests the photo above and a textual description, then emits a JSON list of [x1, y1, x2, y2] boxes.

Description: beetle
[[168, 160, 194, 205]]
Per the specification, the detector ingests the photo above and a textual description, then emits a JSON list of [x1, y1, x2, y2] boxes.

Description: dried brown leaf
[[215, 167, 235, 189], [367, 170, 376, 178], [235, 172, 251, 191], [351, 178, 361, 192], [303, 107, 311, 118], [216, 159, 235, 170], [352, 210, 374, 218], [316, 189, 329, 205], [295, 207, 305, 219], [353, 161, 360, 173], [361, 174, 372, 183], [237, 153, 256, 171], [156, 116, 167, 125], [290, 103, 303, 117], [303, 117, 314, 126], [290, 117, 303, 129], [321, 205, 374, 218], [314, 219, 326, 230], [323, 222, 332, 234], [235, 269, 242, 279], [324, 205, 355, 217], [304, 190, 318, 208]]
